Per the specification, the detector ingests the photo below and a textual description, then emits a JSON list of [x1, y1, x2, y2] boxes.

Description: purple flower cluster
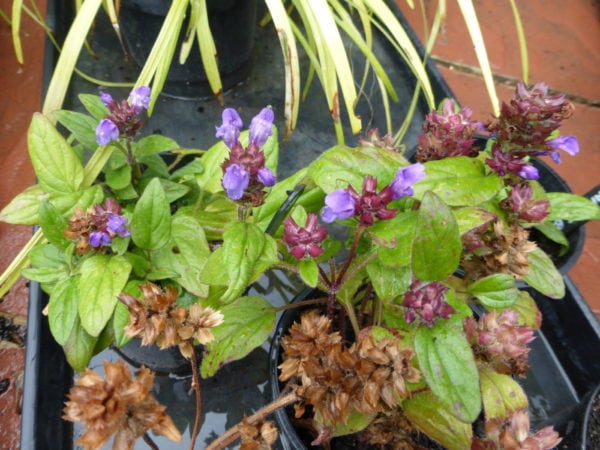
[[402, 279, 454, 327], [282, 214, 328, 259], [501, 183, 550, 223], [95, 86, 151, 146], [217, 108, 277, 204], [320, 164, 425, 225], [485, 82, 579, 180], [89, 198, 131, 248], [416, 99, 483, 162]]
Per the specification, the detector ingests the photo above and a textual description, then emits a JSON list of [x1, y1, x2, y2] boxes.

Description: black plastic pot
[[120, 0, 258, 98], [112, 338, 199, 376], [268, 279, 600, 449]]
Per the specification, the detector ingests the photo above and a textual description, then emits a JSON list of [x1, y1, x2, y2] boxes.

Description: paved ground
[[0, 1, 598, 447]]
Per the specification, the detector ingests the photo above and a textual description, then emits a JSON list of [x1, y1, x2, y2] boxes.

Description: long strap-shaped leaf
[[194, 0, 223, 100], [456, 0, 499, 116], [264, 0, 301, 138], [134, 0, 188, 114], [11, 0, 24, 63], [42, 0, 104, 118], [358, 0, 435, 109]]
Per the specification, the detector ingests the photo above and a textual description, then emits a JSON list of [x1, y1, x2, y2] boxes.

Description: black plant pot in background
[[120, 0, 258, 98]]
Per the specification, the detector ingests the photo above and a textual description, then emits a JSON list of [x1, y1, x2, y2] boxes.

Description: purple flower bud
[[100, 92, 114, 106], [402, 280, 453, 327], [106, 214, 130, 238], [390, 163, 425, 199], [257, 167, 276, 187], [128, 86, 151, 113], [546, 135, 579, 164], [222, 164, 249, 200], [283, 214, 327, 259], [321, 190, 356, 223], [517, 164, 539, 180], [215, 108, 243, 149], [249, 107, 274, 147], [89, 231, 112, 248], [96, 118, 120, 145]]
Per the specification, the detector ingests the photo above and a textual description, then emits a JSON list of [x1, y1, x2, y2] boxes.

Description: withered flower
[[402, 279, 454, 327], [462, 221, 537, 281], [464, 310, 535, 376], [238, 416, 278, 450], [352, 332, 420, 413], [360, 411, 419, 450], [119, 282, 223, 359], [494, 410, 562, 450], [63, 360, 181, 450]]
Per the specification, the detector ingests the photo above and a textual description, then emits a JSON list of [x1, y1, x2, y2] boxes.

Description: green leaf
[[495, 290, 541, 329], [415, 157, 503, 206], [48, 276, 80, 345], [412, 191, 461, 281], [299, 259, 319, 287], [308, 145, 408, 193], [547, 192, 600, 221], [201, 296, 276, 378], [532, 222, 569, 248], [27, 113, 84, 194], [152, 210, 211, 296], [366, 259, 411, 300], [522, 247, 565, 299], [159, 179, 190, 204], [184, 198, 237, 241], [0, 185, 45, 224], [314, 409, 375, 438], [467, 274, 518, 308], [130, 178, 171, 250], [105, 163, 132, 190], [63, 316, 99, 372], [414, 320, 481, 422], [369, 211, 418, 266], [47, 185, 105, 217], [38, 201, 71, 249], [453, 206, 496, 235], [22, 243, 70, 292], [404, 392, 473, 450], [133, 134, 179, 158], [54, 109, 99, 149], [219, 222, 279, 302], [170, 158, 204, 179], [78, 254, 132, 337], [78, 93, 109, 120], [480, 367, 528, 421]]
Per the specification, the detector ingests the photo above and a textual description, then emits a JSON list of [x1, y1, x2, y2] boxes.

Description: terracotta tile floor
[[0, 1, 598, 447]]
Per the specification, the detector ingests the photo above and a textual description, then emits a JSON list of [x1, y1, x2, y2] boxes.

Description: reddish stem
[[189, 348, 202, 450]]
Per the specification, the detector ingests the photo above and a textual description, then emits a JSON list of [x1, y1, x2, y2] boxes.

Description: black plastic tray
[[20, 1, 599, 449]]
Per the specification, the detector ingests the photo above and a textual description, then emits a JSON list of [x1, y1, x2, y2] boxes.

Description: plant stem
[[275, 297, 328, 312], [335, 226, 364, 288], [189, 348, 202, 450], [142, 432, 159, 450], [344, 302, 360, 337], [205, 392, 299, 450]]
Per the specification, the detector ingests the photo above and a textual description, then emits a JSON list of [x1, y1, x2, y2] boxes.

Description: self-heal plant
[[1, 82, 598, 450]]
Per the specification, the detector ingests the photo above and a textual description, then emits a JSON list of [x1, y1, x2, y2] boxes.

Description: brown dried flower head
[[462, 221, 537, 281], [63, 360, 181, 450], [495, 410, 562, 450], [119, 282, 223, 359], [238, 416, 279, 450]]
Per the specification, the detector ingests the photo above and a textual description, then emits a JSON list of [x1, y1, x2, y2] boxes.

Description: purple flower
[[215, 108, 243, 149], [222, 164, 249, 200], [106, 214, 130, 238], [96, 118, 120, 145], [257, 167, 276, 187], [89, 231, 112, 248], [403, 280, 453, 327], [100, 92, 114, 106], [283, 214, 328, 259], [390, 163, 425, 199], [321, 189, 356, 223], [128, 86, 151, 113], [547, 135, 579, 164], [517, 164, 539, 180], [249, 107, 274, 147]]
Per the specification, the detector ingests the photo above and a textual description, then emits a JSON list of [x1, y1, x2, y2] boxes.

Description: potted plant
[[3, 74, 598, 449]]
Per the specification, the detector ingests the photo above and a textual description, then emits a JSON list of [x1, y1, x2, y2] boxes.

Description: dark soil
[[586, 391, 600, 448]]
